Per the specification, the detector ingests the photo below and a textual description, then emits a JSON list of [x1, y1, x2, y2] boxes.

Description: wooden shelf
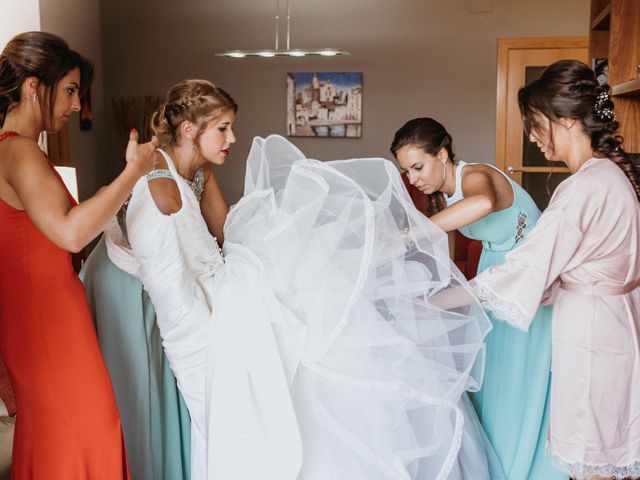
[[591, 4, 611, 30], [589, 0, 640, 152], [611, 78, 640, 96]]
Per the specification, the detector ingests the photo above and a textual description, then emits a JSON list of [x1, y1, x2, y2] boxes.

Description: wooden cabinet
[[589, 0, 640, 153]]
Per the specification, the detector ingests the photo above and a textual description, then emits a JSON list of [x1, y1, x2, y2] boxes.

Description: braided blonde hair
[[151, 79, 237, 147]]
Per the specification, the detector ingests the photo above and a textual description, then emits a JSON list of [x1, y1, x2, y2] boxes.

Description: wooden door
[[496, 37, 588, 210]]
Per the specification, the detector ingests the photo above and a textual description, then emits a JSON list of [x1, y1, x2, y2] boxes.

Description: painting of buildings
[[287, 72, 362, 138]]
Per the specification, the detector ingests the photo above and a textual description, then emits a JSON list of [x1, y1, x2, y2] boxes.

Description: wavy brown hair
[[0, 31, 93, 127], [518, 59, 640, 202]]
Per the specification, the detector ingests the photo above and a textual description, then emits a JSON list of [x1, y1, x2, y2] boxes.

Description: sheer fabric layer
[[127, 136, 494, 479], [204, 135, 493, 479]]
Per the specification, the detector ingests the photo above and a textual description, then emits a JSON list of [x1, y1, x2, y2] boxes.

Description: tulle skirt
[[203, 136, 499, 479]]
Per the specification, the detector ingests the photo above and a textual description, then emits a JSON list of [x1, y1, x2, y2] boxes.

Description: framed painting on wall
[[286, 72, 362, 138]]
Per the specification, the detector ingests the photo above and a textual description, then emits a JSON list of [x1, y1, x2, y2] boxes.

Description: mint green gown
[[445, 161, 567, 480], [80, 237, 191, 480]]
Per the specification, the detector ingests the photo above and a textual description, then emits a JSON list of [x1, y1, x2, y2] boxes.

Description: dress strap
[[444, 160, 466, 206], [152, 149, 205, 202], [146, 169, 174, 181], [560, 277, 640, 296], [0, 131, 18, 142], [155, 148, 179, 175]]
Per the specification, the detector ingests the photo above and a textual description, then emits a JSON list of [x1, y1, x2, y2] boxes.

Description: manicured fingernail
[[131, 128, 137, 133]]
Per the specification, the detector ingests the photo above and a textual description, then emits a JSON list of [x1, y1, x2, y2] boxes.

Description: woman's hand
[[428, 284, 476, 310], [124, 129, 159, 177]]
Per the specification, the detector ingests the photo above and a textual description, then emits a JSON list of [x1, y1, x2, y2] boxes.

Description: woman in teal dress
[[391, 117, 567, 480], [80, 235, 192, 480]]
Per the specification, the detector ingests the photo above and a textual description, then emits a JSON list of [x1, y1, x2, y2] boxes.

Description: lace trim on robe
[[469, 280, 530, 331], [552, 455, 640, 480]]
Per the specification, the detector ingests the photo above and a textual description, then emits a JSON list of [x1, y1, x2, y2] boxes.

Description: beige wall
[[97, 0, 589, 203], [39, 0, 106, 201]]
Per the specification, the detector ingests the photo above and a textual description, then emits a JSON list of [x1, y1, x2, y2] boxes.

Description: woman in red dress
[[0, 32, 157, 478]]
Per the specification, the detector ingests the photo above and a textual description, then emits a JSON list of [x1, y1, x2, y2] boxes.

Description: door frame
[[495, 37, 589, 175]]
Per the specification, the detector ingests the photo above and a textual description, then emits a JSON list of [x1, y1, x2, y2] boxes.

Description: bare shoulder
[[148, 151, 182, 215], [0, 136, 47, 173], [461, 165, 494, 190], [463, 166, 492, 181], [0, 137, 55, 195], [467, 162, 512, 190], [0, 136, 72, 211]]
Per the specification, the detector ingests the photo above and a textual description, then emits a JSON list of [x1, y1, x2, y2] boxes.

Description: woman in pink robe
[[471, 60, 640, 480]]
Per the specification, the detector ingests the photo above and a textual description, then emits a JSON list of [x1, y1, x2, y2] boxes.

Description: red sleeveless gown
[[0, 131, 130, 478]]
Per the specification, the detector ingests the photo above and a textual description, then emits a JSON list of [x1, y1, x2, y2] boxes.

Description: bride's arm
[[201, 164, 229, 244]]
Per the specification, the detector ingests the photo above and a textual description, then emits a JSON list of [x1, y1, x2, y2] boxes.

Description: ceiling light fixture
[[215, 0, 350, 58]]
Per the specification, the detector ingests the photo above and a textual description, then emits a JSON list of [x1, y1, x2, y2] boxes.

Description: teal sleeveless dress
[[79, 166, 196, 480], [80, 238, 191, 480], [445, 161, 567, 480]]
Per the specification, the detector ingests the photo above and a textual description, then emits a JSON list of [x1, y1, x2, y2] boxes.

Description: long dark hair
[[518, 59, 640, 202], [0, 31, 93, 127], [390, 117, 455, 216]]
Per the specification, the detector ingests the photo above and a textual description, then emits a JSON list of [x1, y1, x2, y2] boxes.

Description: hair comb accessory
[[594, 90, 615, 121]]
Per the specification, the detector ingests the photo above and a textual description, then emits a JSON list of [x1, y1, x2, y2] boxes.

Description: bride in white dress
[[108, 79, 502, 479]]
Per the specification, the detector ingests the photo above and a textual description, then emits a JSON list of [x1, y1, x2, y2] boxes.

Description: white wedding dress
[[115, 135, 500, 479]]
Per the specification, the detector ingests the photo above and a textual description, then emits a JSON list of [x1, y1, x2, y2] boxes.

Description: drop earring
[[442, 162, 447, 182], [32, 93, 37, 103]]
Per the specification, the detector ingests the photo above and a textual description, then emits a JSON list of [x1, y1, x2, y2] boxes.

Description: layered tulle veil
[[205, 135, 495, 479]]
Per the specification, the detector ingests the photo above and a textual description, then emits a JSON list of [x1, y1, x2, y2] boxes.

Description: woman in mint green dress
[[391, 117, 567, 480], [81, 234, 192, 480]]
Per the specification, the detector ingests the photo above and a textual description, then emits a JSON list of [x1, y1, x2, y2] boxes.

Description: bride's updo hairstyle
[[518, 59, 640, 202], [151, 79, 237, 147]]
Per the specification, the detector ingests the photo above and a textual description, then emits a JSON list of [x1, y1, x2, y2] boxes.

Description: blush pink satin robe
[[472, 158, 640, 479]]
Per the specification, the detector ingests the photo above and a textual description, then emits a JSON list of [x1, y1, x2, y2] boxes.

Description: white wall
[[39, 0, 106, 201], [99, 0, 589, 203], [0, 0, 40, 48]]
